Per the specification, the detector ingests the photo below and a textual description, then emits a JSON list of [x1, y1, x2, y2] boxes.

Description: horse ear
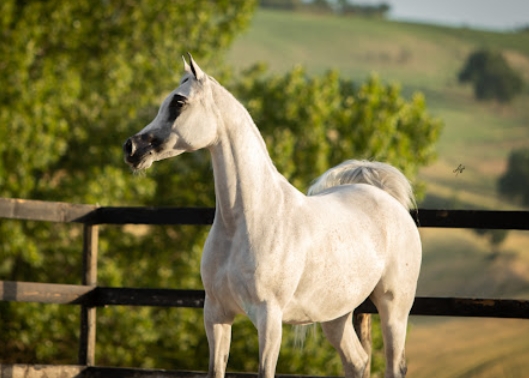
[[187, 52, 205, 80], [182, 55, 191, 73]]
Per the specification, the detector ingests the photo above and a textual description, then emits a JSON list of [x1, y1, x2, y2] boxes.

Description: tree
[[229, 64, 442, 191], [0, 0, 256, 367], [473, 229, 509, 258], [0, 1, 442, 374], [339, 1, 391, 18], [458, 49, 525, 103], [498, 148, 529, 207], [260, 0, 302, 10]]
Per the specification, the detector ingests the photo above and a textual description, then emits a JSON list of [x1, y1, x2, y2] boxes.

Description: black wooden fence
[[1, 197, 528, 378]]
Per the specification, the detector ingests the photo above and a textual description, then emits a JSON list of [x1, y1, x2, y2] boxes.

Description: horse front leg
[[255, 302, 283, 378], [204, 296, 235, 378]]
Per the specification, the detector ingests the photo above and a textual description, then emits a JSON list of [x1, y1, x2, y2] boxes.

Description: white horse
[[123, 55, 421, 378]]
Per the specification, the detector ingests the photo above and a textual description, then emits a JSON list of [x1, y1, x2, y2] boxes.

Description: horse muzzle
[[123, 134, 159, 169]]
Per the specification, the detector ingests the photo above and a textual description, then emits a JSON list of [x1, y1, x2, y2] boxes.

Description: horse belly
[[282, 229, 385, 324]]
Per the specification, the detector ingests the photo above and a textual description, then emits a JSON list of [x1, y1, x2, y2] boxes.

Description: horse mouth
[[124, 153, 153, 170]]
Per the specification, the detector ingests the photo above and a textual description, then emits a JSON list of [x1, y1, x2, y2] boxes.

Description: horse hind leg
[[370, 286, 415, 378], [321, 312, 369, 378]]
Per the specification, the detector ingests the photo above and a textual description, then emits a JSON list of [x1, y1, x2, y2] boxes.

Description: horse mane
[[308, 160, 416, 210]]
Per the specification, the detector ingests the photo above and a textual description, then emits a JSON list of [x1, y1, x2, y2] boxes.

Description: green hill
[[226, 9, 529, 209], [226, 9, 529, 377]]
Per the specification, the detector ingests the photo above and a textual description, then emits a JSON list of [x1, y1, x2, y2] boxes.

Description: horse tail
[[308, 160, 415, 210]]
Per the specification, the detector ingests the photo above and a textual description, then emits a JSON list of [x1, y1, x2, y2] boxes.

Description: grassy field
[[225, 9, 529, 377]]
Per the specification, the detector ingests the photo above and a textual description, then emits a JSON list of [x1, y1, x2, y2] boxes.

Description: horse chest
[[201, 219, 308, 309]]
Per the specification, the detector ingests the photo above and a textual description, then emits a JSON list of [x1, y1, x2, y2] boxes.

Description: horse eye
[[170, 94, 187, 108], [167, 94, 187, 122]]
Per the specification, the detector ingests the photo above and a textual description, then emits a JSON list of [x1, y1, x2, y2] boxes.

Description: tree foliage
[[0, 0, 256, 368], [0, 1, 442, 375], [497, 148, 529, 207], [229, 64, 442, 192], [472, 228, 509, 257], [458, 49, 525, 103]]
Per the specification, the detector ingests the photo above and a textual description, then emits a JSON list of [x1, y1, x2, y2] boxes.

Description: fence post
[[79, 224, 99, 366], [353, 313, 372, 378]]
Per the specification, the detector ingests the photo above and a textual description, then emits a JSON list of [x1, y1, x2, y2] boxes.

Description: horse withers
[[123, 54, 421, 378]]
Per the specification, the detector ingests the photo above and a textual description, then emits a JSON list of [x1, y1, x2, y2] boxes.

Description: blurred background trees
[[260, 0, 391, 17], [458, 48, 525, 103], [0, 0, 442, 375], [498, 148, 529, 207], [0, 0, 257, 368]]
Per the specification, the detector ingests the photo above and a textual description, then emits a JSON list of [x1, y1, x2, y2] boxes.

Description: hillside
[[225, 9, 529, 377], [226, 9, 529, 208]]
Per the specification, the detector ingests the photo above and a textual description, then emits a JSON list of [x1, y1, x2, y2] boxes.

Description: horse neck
[[208, 83, 300, 229]]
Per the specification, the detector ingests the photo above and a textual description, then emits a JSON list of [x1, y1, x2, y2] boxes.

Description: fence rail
[[3, 197, 529, 229], [1, 197, 528, 377], [0, 364, 333, 378], [2, 280, 529, 319]]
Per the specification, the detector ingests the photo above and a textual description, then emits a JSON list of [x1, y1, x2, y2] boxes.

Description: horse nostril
[[123, 138, 134, 155]]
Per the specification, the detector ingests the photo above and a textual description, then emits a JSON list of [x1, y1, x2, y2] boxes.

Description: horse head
[[123, 54, 218, 170]]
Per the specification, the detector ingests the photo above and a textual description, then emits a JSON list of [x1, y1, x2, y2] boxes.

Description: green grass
[[228, 9, 529, 85], [225, 9, 529, 376]]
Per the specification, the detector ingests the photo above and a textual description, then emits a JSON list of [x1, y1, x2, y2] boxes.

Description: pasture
[[226, 9, 529, 377]]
